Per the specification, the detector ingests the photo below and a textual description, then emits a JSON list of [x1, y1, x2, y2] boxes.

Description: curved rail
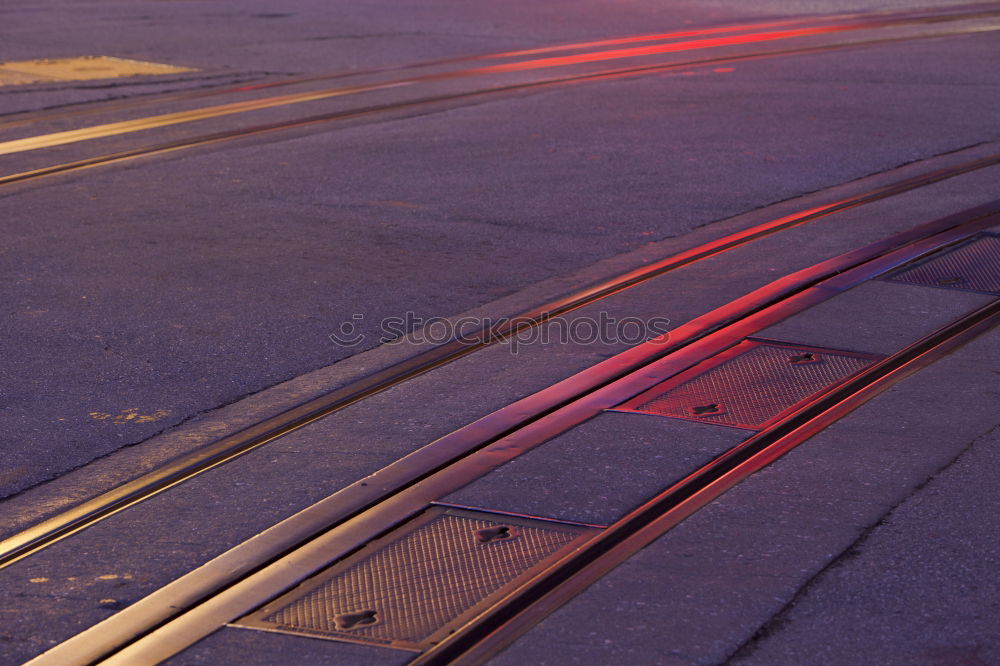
[[26, 201, 1000, 665], [2, 155, 997, 573]]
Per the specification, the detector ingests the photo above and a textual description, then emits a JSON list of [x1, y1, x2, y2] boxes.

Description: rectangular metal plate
[[0, 56, 193, 86], [232, 506, 596, 651], [611, 340, 881, 430], [882, 232, 1000, 295]]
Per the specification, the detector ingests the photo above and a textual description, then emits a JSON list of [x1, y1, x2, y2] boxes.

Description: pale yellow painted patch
[[97, 574, 119, 580], [0, 56, 194, 86], [134, 409, 171, 424], [29, 577, 49, 583], [89, 408, 171, 425]]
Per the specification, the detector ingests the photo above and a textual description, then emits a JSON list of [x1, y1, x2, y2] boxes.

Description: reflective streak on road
[[1, 4, 997, 157]]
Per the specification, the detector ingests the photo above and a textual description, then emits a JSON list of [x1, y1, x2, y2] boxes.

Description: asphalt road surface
[[1, 1, 998, 664], [3, 0, 998, 498]]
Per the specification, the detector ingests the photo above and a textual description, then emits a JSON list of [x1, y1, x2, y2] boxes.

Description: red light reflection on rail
[[471, 24, 866, 75], [486, 18, 824, 59]]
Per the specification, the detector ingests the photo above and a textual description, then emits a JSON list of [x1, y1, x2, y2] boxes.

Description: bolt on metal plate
[[0, 56, 194, 86], [611, 339, 882, 430], [881, 232, 1000, 295], [231, 506, 597, 651]]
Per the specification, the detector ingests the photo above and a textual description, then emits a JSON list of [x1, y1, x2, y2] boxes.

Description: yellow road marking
[[0, 81, 408, 155], [1, 9, 996, 158], [89, 408, 174, 425], [0, 56, 193, 86]]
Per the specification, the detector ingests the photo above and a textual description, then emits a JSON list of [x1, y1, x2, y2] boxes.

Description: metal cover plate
[[611, 340, 881, 430], [0, 56, 193, 86], [232, 506, 596, 651], [882, 232, 1000, 295]]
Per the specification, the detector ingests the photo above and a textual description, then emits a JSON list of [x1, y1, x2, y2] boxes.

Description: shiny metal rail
[[419, 280, 1000, 666], [2, 155, 997, 573], [0, 10, 891, 131], [3, 6, 1000, 178], [4, 4, 999, 154], [27, 201, 1000, 665]]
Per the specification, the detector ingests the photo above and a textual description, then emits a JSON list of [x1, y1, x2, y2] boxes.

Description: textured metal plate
[[612, 340, 881, 430], [0, 56, 193, 86], [232, 507, 595, 651], [882, 232, 1000, 295]]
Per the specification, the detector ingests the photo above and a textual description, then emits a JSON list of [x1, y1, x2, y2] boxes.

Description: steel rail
[[4, 2, 994, 131], [2, 153, 997, 575], [98, 212, 1000, 665], [27, 203, 1000, 665], [4, 22, 999, 189], [417, 293, 1000, 666], [0, 11, 867, 131], [3, 6, 999, 157], [483, 1, 1000, 58]]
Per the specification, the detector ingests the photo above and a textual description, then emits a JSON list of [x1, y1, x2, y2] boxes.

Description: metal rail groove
[[0, 10, 883, 131], [3, 1, 993, 131], [4, 5, 999, 157], [27, 202, 1000, 665], [3, 16, 1000, 183], [417, 295, 1000, 666], [97, 213, 1000, 665], [2, 159, 997, 574]]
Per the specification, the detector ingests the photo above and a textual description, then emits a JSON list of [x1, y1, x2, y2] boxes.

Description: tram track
[[2, 3, 1000, 182], [24, 200, 1000, 665], [2, 149, 998, 574], [0, 11, 888, 131], [2, 27, 998, 188], [416, 288, 1000, 666], [3, 6, 1000, 662]]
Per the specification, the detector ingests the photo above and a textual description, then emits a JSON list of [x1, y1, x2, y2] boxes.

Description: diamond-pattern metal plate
[[882, 232, 1000, 295], [613, 340, 881, 430], [232, 507, 595, 651]]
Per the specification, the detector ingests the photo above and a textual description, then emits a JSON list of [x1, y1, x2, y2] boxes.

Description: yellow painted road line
[[0, 81, 410, 156], [0, 10, 911, 130], [0, 24, 862, 156]]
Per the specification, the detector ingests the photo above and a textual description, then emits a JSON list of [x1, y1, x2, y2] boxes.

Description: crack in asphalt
[[721, 420, 1000, 665]]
